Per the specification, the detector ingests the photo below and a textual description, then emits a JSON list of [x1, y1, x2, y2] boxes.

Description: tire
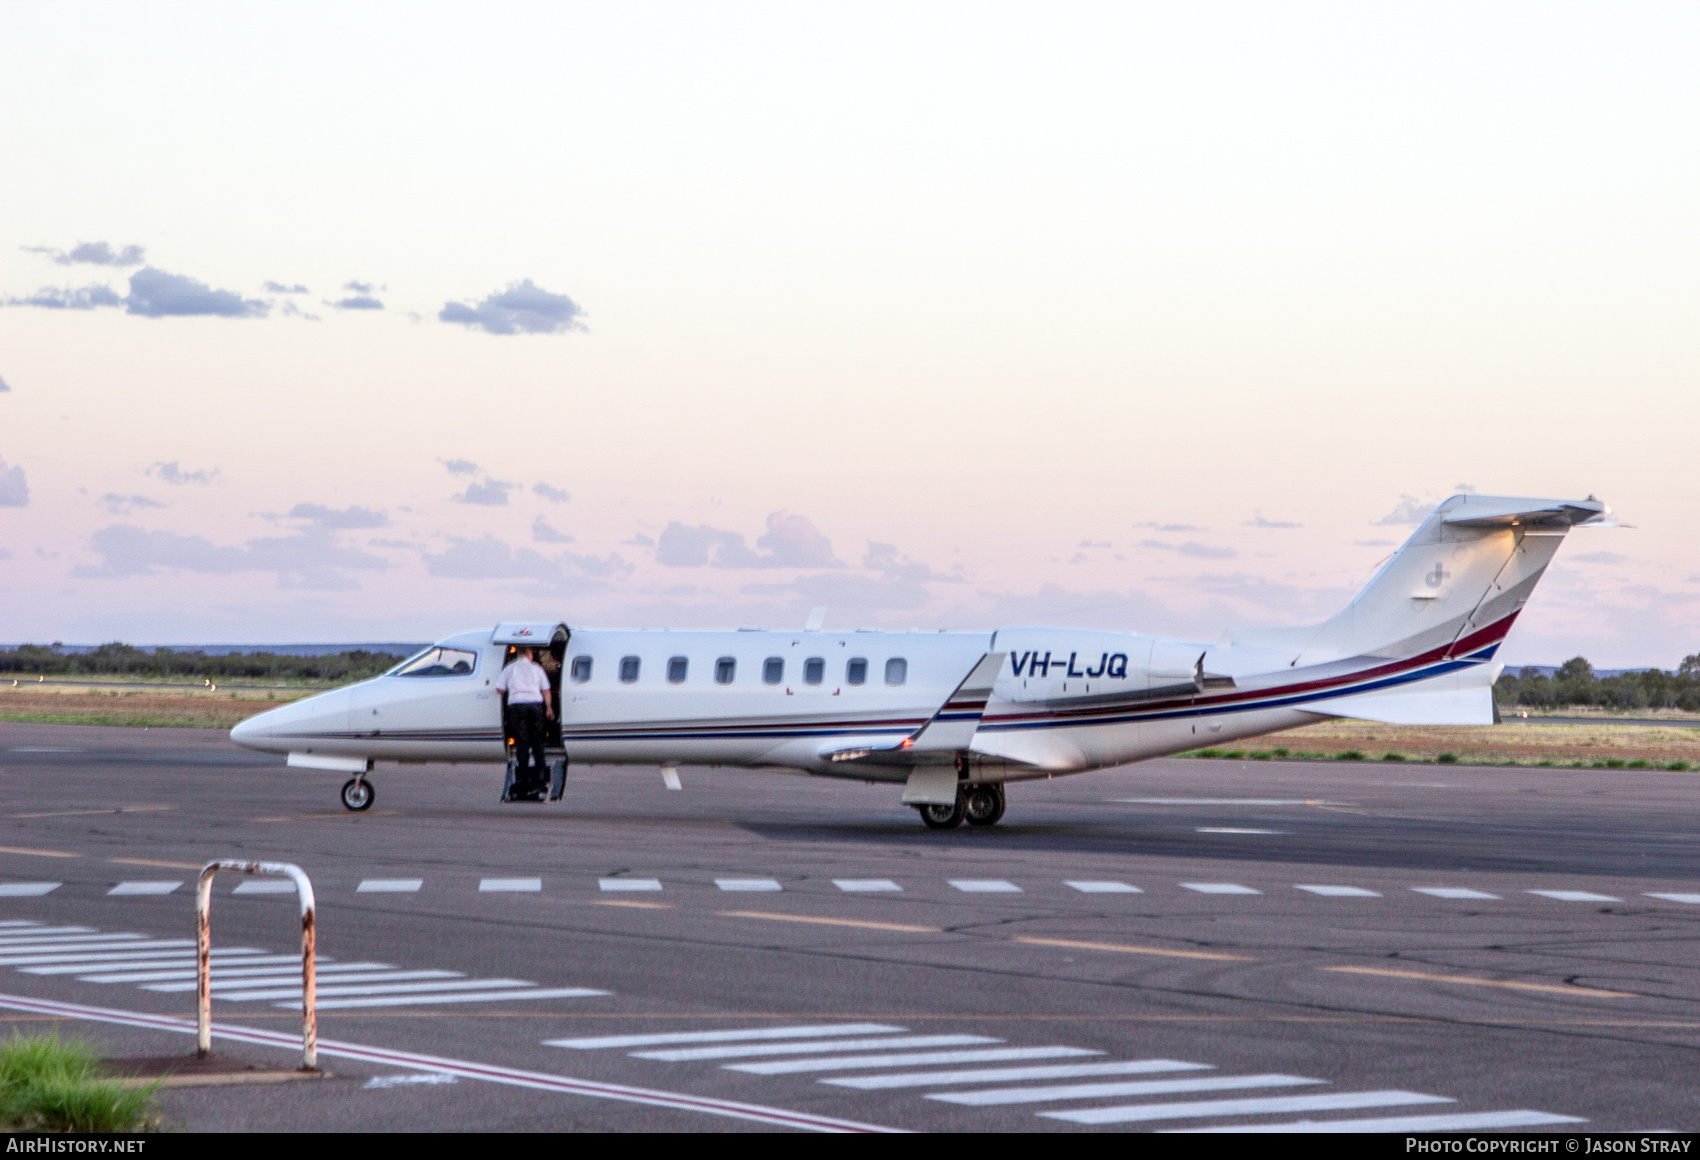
[[964, 784, 1005, 826], [917, 795, 965, 830], [340, 777, 374, 812]]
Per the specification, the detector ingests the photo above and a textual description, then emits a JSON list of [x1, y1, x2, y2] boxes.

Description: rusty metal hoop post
[[196, 859, 317, 1070]]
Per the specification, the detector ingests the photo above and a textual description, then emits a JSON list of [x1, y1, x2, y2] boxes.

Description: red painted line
[[0, 992, 901, 1133]]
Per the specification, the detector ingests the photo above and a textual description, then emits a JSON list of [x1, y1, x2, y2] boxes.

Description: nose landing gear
[[340, 776, 374, 812]]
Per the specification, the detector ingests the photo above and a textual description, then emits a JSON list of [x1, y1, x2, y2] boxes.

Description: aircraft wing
[[820, 652, 1005, 768]]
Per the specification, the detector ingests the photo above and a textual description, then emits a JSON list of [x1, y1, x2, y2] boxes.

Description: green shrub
[[1222, 750, 1246, 759], [1605, 759, 1626, 769], [1627, 759, 1651, 770], [1667, 761, 1691, 772], [1381, 752, 1405, 762], [1272, 747, 1289, 757], [1248, 751, 1271, 760], [1336, 750, 1366, 761], [0, 1034, 155, 1132], [1437, 753, 1458, 764]]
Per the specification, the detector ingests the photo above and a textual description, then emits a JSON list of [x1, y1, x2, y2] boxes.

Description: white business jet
[[230, 494, 1614, 827]]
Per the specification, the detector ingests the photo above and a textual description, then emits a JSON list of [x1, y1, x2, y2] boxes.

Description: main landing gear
[[916, 783, 1005, 830], [340, 776, 374, 812]]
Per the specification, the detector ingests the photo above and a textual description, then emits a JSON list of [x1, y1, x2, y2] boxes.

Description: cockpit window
[[389, 647, 478, 678]]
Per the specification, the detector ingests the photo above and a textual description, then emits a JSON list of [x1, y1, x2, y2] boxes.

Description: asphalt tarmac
[[2, 721, 1698, 1133]]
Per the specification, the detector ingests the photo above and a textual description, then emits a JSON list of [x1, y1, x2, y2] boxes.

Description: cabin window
[[570, 656, 592, 683], [763, 657, 783, 685], [804, 657, 824, 685], [715, 657, 736, 685], [846, 657, 867, 686], [619, 656, 641, 684], [667, 656, 688, 684], [885, 657, 908, 686], [390, 647, 478, 678]]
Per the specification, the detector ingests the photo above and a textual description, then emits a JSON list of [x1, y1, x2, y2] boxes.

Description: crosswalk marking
[[949, 880, 1021, 893], [15, 949, 267, 972], [0, 884, 61, 897], [0, 941, 200, 965], [1179, 1109, 1586, 1133], [598, 878, 662, 892], [107, 881, 182, 896], [715, 879, 782, 892], [479, 878, 541, 892], [1065, 881, 1141, 894], [150, 969, 463, 994], [548, 1023, 905, 1050], [0, 933, 150, 949], [1527, 890, 1620, 902], [0, 927, 98, 941], [929, 1072, 1323, 1107], [232, 880, 296, 895], [357, 879, 423, 893], [1645, 893, 1700, 904], [211, 977, 536, 1002], [1041, 1089, 1453, 1125], [824, 1058, 1212, 1090], [1181, 883, 1260, 895], [729, 1046, 1101, 1076], [833, 880, 901, 892], [1412, 887, 1499, 900], [1296, 886, 1380, 897], [296, 987, 608, 1010], [634, 1034, 999, 1063], [79, 960, 381, 983]]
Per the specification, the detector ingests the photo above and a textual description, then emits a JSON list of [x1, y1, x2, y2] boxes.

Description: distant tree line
[[1496, 655, 1700, 712], [0, 642, 407, 683]]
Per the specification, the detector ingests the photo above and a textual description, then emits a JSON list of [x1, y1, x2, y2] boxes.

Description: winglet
[[904, 651, 1005, 752]]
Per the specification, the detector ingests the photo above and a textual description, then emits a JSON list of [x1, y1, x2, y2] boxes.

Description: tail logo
[[1424, 563, 1450, 589]]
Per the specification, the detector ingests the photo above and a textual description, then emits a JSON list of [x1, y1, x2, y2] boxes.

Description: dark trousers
[[507, 703, 547, 785]]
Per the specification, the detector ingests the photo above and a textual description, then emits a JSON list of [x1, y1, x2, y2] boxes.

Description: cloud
[[532, 515, 574, 544], [743, 571, 933, 612], [1355, 539, 1396, 548], [655, 512, 841, 569], [72, 524, 388, 589], [0, 374, 9, 392], [1077, 540, 1112, 549], [1374, 495, 1433, 526], [0, 549, 10, 561], [279, 301, 321, 320], [369, 537, 422, 550], [0, 460, 28, 507], [333, 295, 384, 310], [147, 461, 218, 486], [24, 242, 146, 266], [344, 280, 376, 294], [422, 535, 627, 585], [100, 493, 166, 515], [453, 478, 516, 505], [440, 458, 479, 475], [264, 281, 307, 294], [863, 541, 960, 583], [532, 482, 570, 504], [125, 267, 267, 318], [439, 279, 586, 336], [1244, 514, 1302, 529], [1569, 551, 1627, 565], [1138, 539, 1237, 559], [1134, 521, 1204, 533], [288, 502, 388, 529], [7, 284, 123, 310], [624, 533, 656, 548], [1454, 482, 1477, 494]]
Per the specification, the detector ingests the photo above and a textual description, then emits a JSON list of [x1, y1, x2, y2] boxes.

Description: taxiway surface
[[2, 721, 1697, 1132]]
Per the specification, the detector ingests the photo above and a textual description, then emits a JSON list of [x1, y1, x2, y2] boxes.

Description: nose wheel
[[340, 777, 374, 812]]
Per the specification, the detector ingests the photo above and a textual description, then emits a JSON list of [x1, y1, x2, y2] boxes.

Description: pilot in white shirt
[[495, 647, 554, 799]]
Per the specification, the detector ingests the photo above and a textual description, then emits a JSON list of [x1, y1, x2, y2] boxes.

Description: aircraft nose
[[229, 712, 269, 749]]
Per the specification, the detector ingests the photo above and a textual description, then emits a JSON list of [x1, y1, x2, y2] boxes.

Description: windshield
[[388, 646, 478, 678]]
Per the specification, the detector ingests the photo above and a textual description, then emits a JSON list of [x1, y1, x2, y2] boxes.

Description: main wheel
[[340, 777, 374, 812], [917, 795, 965, 830], [963, 784, 1005, 826]]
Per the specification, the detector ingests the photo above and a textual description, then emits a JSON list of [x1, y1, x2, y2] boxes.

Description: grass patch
[[1668, 761, 1692, 771], [1335, 750, 1366, 761], [1605, 758, 1627, 769], [1437, 753, 1458, 764], [0, 1033, 157, 1132], [1271, 747, 1289, 757], [1248, 751, 1271, 760], [1381, 752, 1406, 762]]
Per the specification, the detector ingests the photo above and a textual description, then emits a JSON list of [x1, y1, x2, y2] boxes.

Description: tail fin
[[1254, 495, 1611, 667]]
